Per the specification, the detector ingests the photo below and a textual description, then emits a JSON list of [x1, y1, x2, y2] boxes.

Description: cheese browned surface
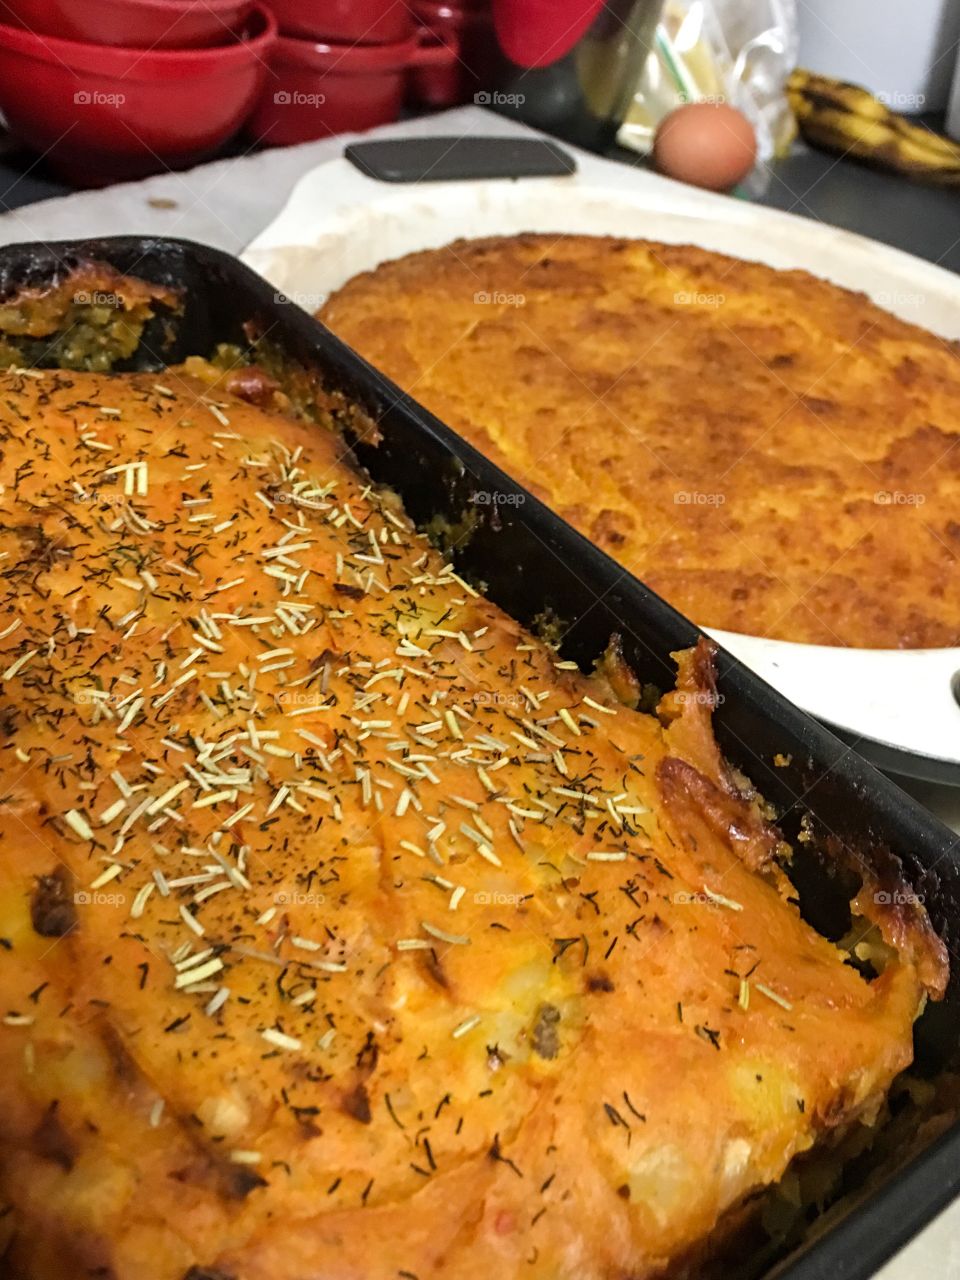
[[0, 367, 946, 1280], [321, 234, 960, 649]]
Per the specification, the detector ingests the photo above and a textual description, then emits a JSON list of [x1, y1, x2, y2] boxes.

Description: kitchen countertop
[[0, 108, 958, 270], [0, 103, 957, 1280], [757, 137, 960, 274]]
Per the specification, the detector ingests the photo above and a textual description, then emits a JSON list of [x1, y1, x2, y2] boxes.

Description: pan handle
[[408, 26, 461, 69], [343, 136, 577, 183]]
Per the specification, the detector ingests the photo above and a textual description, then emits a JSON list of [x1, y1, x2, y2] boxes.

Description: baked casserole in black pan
[[0, 239, 957, 1280]]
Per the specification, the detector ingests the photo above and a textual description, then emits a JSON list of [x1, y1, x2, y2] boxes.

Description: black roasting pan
[[0, 236, 958, 1280]]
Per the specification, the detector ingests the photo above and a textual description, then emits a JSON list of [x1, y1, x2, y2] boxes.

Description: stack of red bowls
[[0, 0, 276, 186], [249, 0, 458, 145]]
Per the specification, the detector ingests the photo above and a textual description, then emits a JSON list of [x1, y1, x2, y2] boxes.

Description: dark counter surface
[[0, 115, 955, 271]]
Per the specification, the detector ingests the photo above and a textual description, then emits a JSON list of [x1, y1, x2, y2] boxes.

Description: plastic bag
[[618, 0, 798, 182]]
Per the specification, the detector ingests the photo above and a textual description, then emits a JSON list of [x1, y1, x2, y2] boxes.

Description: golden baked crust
[[321, 234, 960, 649], [0, 367, 946, 1279]]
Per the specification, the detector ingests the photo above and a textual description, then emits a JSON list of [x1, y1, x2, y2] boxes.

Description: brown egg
[[652, 102, 757, 192]]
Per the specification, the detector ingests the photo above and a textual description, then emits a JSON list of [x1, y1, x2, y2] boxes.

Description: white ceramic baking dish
[[242, 145, 960, 781]]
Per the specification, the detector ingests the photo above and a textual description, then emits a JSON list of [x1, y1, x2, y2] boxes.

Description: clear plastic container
[[948, 43, 960, 140], [489, 0, 665, 151]]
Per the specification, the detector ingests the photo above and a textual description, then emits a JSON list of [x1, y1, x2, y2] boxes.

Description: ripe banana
[[788, 68, 960, 185]]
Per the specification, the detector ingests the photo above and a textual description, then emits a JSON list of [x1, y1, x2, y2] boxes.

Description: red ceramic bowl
[[249, 31, 456, 145], [0, 6, 276, 185], [1, 0, 255, 49], [411, 0, 496, 107], [266, 0, 414, 44]]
